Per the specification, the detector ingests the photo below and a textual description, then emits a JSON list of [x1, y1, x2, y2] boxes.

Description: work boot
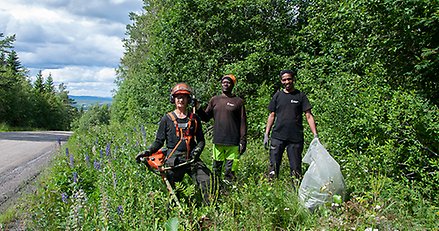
[[267, 170, 275, 182]]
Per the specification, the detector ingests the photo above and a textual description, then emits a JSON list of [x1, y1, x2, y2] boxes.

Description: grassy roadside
[[0, 123, 43, 132], [1, 123, 437, 230]]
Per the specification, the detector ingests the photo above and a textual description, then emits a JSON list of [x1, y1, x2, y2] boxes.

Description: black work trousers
[[269, 137, 304, 179], [166, 158, 211, 204]]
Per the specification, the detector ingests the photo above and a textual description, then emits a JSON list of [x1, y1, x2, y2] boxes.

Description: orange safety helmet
[[221, 74, 237, 85], [170, 82, 193, 103]]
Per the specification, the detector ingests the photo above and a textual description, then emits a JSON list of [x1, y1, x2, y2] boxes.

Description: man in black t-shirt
[[264, 70, 318, 183], [197, 74, 247, 184]]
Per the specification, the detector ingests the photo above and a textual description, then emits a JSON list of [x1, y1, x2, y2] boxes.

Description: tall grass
[[4, 123, 438, 230]]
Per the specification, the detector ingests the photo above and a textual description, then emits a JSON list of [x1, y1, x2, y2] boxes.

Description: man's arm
[[239, 104, 248, 154], [305, 109, 317, 136], [195, 98, 214, 122], [265, 112, 276, 136], [263, 112, 275, 149]]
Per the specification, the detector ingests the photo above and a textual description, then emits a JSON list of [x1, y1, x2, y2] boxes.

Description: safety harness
[[166, 111, 198, 161], [146, 112, 198, 171]]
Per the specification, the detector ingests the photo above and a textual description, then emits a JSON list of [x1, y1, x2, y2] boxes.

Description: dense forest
[[113, 0, 438, 198], [1, 0, 438, 230], [0, 33, 78, 130]]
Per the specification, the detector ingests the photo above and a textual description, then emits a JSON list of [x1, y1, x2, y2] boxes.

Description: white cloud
[[1, 0, 142, 97], [28, 66, 117, 97]]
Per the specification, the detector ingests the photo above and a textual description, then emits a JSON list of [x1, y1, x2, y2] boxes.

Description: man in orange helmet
[[197, 74, 247, 187], [136, 82, 211, 204]]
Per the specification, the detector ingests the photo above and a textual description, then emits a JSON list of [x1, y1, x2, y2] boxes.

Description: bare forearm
[[305, 111, 317, 135], [265, 112, 275, 135]]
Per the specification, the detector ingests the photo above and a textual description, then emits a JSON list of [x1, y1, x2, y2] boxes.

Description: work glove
[[263, 133, 270, 150], [135, 150, 150, 163], [191, 146, 203, 160], [313, 134, 319, 141], [239, 142, 246, 155]]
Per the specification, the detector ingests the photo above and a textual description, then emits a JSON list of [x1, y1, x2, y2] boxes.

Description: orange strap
[[166, 112, 197, 161]]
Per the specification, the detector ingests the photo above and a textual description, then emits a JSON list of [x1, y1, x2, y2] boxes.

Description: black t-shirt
[[268, 89, 312, 143], [149, 112, 205, 156], [197, 94, 247, 146]]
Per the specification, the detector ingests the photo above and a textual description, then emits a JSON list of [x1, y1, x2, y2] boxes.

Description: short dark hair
[[279, 69, 296, 78]]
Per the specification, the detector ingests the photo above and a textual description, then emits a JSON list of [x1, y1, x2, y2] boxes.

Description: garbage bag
[[299, 138, 345, 211]]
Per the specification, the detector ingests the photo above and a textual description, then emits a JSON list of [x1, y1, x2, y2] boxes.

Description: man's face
[[221, 79, 234, 93], [281, 73, 295, 91]]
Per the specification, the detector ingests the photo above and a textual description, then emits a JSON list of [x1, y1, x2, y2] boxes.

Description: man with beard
[[263, 70, 318, 184]]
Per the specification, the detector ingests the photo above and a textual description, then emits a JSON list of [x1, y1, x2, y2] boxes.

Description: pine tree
[[44, 73, 55, 94], [34, 70, 44, 93]]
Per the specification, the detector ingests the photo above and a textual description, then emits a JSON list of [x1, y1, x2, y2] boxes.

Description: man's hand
[[239, 143, 246, 155], [135, 150, 150, 163], [191, 146, 203, 160], [263, 134, 270, 150]]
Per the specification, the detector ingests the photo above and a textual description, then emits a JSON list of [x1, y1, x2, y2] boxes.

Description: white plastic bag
[[299, 138, 345, 211]]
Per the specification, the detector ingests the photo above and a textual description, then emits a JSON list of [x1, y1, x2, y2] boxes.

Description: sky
[[1, 0, 143, 98]]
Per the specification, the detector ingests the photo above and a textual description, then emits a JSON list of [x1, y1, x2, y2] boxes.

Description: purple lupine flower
[[85, 155, 90, 166], [106, 143, 111, 157], [65, 148, 69, 157], [69, 154, 74, 168], [73, 172, 78, 183], [133, 127, 137, 132], [61, 192, 68, 203], [141, 125, 146, 139], [94, 160, 101, 170], [113, 172, 117, 188], [117, 205, 123, 215], [58, 138, 62, 146], [100, 149, 103, 159], [113, 146, 118, 160]]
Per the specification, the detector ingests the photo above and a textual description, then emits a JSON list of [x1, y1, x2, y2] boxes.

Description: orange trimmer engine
[[146, 149, 166, 171]]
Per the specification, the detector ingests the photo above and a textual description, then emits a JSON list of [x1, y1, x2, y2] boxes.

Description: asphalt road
[[0, 131, 72, 213]]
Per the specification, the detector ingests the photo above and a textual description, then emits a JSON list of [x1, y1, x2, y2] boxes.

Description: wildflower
[[94, 160, 101, 170], [117, 205, 124, 215], [133, 127, 137, 132], [65, 148, 69, 157], [61, 192, 68, 203], [85, 155, 90, 166], [100, 149, 103, 159], [73, 172, 78, 183], [69, 154, 74, 168], [113, 146, 118, 160], [141, 125, 146, 138], [106, 143, 111, 157], [113, 172, 117, 188], [58, 138, 61, 146]]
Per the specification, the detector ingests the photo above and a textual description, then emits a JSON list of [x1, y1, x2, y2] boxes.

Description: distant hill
[[69, 95, 112, 109]]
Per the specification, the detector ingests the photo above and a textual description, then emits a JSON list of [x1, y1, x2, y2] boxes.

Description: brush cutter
[[140, 151, 194, 212]]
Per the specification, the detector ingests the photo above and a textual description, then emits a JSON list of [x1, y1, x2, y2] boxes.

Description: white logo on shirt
[[290, 100, 299, 104], [227, 102, 235, 107]]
